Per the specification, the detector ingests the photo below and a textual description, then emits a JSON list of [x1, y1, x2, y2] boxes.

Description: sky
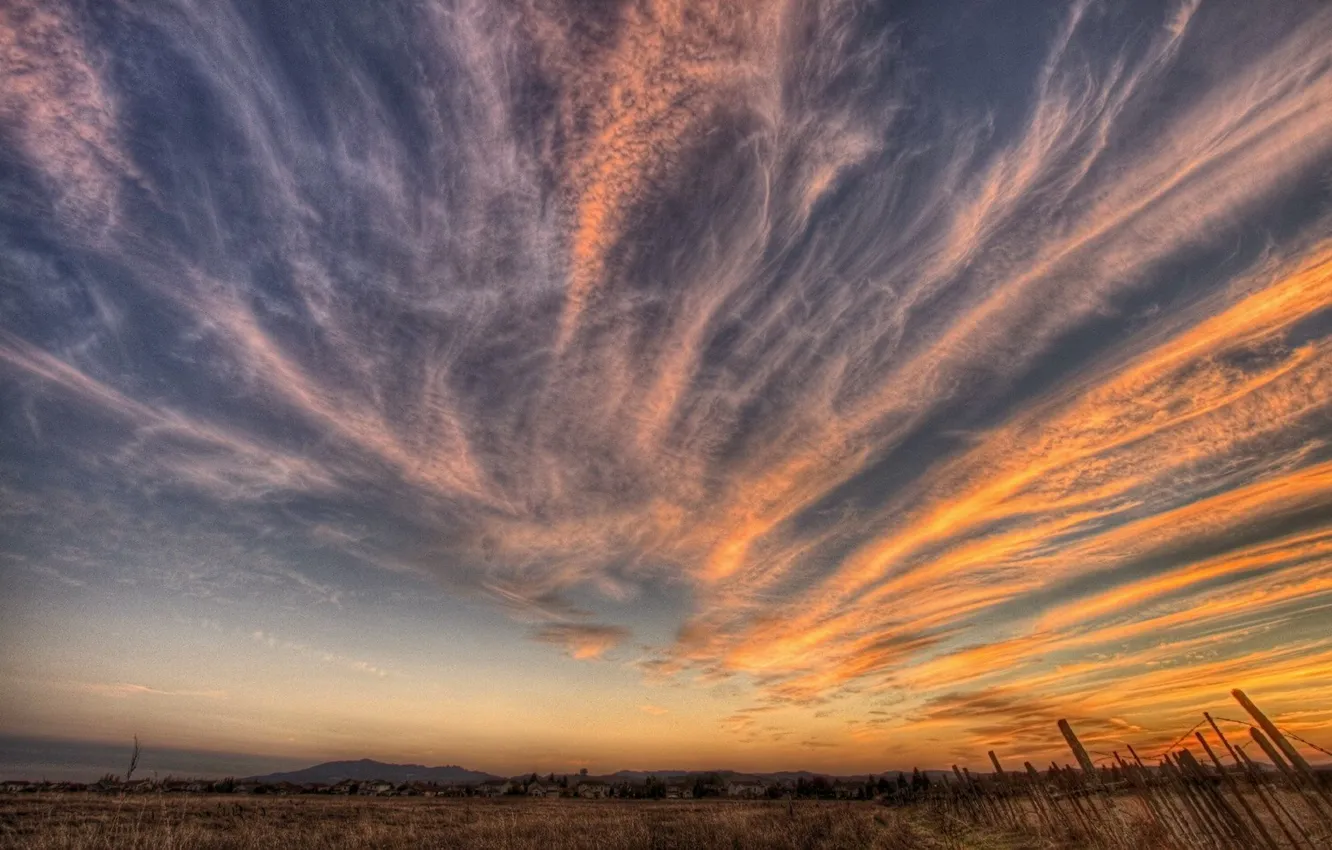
[[2, 0, 1332, 780]]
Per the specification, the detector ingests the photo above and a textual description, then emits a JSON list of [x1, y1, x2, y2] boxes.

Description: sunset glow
[[2, 0, 1331, 779]]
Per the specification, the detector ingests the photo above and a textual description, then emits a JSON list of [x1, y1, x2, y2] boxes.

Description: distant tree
[[911, 768, 930, 792], [579, 767, 588, 776], [124, 735, 141, 783]]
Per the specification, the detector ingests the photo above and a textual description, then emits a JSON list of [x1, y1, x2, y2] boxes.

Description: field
[[4, 785, 1330, 849], [0, 795, 1043, 850]]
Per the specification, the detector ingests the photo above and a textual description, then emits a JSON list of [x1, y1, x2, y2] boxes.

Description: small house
[[665, 782, 693, 799], [726, 779, 766, 798], [475, 779, 509, 797], [576, 779, 609, 799]]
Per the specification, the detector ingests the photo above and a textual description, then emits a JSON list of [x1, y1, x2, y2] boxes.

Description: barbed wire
[[1140, 720, 1207, 762], [1210, 715, 1332, 759]]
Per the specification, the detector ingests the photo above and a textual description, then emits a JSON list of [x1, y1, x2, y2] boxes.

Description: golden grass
[[0, 795, 1046, 850]]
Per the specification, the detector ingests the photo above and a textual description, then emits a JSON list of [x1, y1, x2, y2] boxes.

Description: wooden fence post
[[1177, 746, 1248, 843], [1058, 720, 1101, 785], [1111, 751, 1179, 844], [1175, 750, 1238, 845], [1235, 742, 1316, 849], [951, 766, 976, 823], [1233, 689, 1332, 814], [1249, 727, 1332, 831], [965, 766, 1000, 826], [1127, 743, 1198, 841], [1050, 763, 1098, 841], [950, 766, 981, 824], [1027, 761, 1074, 835], [1195, 730, 1278, 850], [989, 750, 1036, 832], [1162, 755, 1226, 847], [1058, 718, 1125, 838]]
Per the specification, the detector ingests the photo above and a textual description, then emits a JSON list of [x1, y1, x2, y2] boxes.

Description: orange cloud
[[531, 623, 631, 660], [533, 1, 783, 350], [6, 0, 1332, 772]]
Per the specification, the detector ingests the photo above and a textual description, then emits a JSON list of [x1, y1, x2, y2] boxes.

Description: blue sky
[[2, 0, 1332, 777]]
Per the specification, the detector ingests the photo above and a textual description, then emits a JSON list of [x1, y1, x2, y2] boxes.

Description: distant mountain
[[609, 769, 708, 780], [250, 761, 960, 786], [250, 759, 498, 785], [609, 768, 959, 783], [608, 769, 854, 782]]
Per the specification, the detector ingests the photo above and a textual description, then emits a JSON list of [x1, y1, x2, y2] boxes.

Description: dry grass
[[0, 795, 1045, 850]]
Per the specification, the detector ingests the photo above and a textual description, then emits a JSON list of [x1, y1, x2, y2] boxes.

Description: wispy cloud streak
[[3, 0, 1331, 762]]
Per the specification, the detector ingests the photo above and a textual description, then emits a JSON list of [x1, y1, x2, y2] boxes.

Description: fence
[[890, 688, 1332, 848]]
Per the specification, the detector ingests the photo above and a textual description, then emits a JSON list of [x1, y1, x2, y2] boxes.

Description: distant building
[[575, 779, 610, 799], [474, 779, 510, 797], [725, 779, 766, 798], [832, 781, 862, 799]]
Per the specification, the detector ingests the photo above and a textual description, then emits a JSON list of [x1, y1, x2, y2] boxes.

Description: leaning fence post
[[1052, 762, 1099, 841], [1027, 761, 1073, 835], [1016, 770, 1041, 834], [1161, 754, 1225, 847], [989, 750, 1033, 832], [1178, 746, 1248, 843], [1125, 743, 1199, 841], [1235, 741, 1316, 849], [950, 765, 974, 822], [1058, 717, 1124, 837], [1249, 727, 1332, 831], [1111, 751, 1175, 843], [962, 766, 1002, 827], [1195, 730, 1277, 850], [1233, 688, 1332, 811], [1173, 750, 1236, 845], [1058, 720, 1101, 785], [1067, 765, 1109, 844]]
